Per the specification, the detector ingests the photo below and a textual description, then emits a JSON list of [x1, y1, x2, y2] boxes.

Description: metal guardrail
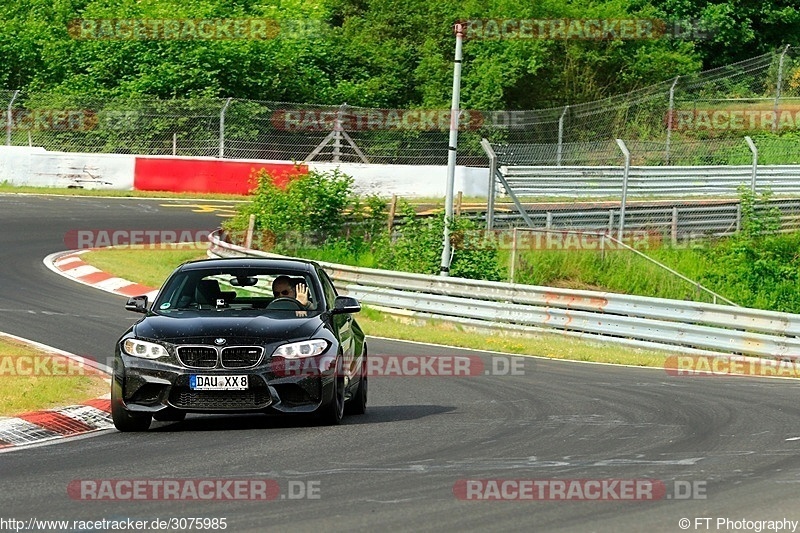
[[500, 165, 800, 197], [487, 198, 800, 236], [207, 231, 800, 359]]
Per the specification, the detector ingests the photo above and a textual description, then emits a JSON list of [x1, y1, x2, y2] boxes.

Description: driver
[[271, 275, 311, 309]]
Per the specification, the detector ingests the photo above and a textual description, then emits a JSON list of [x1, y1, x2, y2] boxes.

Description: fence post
[[245, 214, 255, 249], [773, 44, 791, 133], [745, 136, 758, 192], [219, 97, 232, 158], [666, 76, 679, 164], [387, 194, 397, 233], [333, 103, 346, 163], [671, 206, 678, 246], [480, 138, 498, 230], [509, 227, 518, 283], [6, 90, 19, 146], [557, 105, 568, 166], [172, 132, 177, 156], [615, 138, 631, 241]]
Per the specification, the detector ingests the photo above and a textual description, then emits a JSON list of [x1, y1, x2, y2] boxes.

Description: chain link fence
[[2, 48, 799, 166]]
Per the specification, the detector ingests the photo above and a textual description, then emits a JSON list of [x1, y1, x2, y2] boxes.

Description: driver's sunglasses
[[274, 289, 292, 296]]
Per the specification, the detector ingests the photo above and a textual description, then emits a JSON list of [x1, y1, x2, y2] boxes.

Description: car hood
[[133, 314, 322, 345]]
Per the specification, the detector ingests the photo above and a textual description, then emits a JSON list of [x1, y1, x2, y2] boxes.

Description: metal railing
[[207, 230, 800, 359], [485, 197, 800, 236], [499, 164, 800, 197]]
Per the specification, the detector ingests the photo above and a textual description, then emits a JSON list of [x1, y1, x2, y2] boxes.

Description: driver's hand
[[295, 283, 309, 307]]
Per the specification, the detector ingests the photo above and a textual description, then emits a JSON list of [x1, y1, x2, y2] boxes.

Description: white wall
[[0, 147, 135, 190], [308, 162, 490, 198]]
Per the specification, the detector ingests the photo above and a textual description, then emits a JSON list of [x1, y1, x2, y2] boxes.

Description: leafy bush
[[377, 203, 504, 281], [699, 187, 800, 312], [223, 168, 356, 251]]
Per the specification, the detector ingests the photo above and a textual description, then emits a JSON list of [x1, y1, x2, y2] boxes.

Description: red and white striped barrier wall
[[0, 146, 489, 197]]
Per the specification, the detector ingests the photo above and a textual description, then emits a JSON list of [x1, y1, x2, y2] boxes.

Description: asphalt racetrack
[[1, 195, 800, 532]]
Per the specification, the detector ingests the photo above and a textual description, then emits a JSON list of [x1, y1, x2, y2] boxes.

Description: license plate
[[190, 375, 248, 391]]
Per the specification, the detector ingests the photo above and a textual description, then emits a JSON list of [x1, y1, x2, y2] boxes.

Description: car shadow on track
[[147, 404, 456, 432]]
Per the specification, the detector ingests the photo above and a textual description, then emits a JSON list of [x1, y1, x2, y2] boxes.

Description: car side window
[[319, 270, 338, 310]]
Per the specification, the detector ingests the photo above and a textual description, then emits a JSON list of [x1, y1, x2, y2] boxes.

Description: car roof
[[177, 257, 320, 274]]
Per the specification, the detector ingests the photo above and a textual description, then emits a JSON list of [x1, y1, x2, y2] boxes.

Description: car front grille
[[221, 346, 263, 368], [169, 377, 271, 410], [177, 346, 217, 368]]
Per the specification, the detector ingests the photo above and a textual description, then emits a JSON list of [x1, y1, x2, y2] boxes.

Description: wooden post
[[671, 206, 678, 246], [455, 191, 463, 217], [245, 214, 255, 249], [387, 194, 397, 233]]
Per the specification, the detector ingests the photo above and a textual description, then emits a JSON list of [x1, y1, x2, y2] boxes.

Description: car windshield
[[152, 267, 320, 318]]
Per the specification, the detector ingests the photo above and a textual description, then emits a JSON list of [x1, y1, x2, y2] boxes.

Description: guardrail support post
[[6, 90, 19, 146], [615, 138, 631, 241], [745, 135, 758, 192], [480, 138, 498, 230]]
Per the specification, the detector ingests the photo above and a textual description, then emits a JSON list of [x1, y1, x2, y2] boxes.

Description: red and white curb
[[44, 249, 159, 300], [0, 332, 114, 452]]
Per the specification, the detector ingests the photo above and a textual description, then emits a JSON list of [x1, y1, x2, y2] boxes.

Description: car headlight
[[122, 338, 169, 359], [272, 339, 329, 359]]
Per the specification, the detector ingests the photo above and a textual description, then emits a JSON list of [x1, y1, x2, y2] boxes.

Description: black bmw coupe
[[112, 257, 367, 431]]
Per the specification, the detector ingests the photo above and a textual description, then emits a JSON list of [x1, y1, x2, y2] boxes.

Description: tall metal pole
[[6, 90, 19, 146], [219, 97, 232, 158], [665, 76, 679, 164], [773, 45, 790, 133], [440, 23, 464, 277]]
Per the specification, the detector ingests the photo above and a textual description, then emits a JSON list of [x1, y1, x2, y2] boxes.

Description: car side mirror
[[125, 295, 148, 313], [331, 295, 361, 315]]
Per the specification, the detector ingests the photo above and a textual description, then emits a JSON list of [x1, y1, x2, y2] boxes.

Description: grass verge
[[78, 246, 681, 368], [81, 244, 210, 288], [0, 336, 109, 417]]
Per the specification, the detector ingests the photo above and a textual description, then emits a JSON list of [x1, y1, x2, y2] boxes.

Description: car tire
[[319, 357, 345, 426], [153, 408, 186, 422], [345, 350, 367, 416], [111, 381, 152, 432]]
